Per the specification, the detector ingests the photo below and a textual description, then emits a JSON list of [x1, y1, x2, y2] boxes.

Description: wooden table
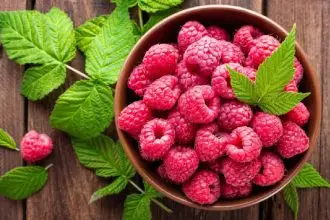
[[0, 0, 329, 219]]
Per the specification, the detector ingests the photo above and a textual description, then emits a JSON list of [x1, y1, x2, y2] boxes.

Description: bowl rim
[[115, 5, 322, 211]]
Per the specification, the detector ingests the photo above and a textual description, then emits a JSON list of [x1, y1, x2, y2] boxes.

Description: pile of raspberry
[[118, 21, 310, 205]]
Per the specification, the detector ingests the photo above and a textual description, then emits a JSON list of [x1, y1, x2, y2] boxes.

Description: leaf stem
[[128, 180, 173, 213], [65, 65, 89, 79], [138, 7, 144, 30], [45, 163, 53, 170]]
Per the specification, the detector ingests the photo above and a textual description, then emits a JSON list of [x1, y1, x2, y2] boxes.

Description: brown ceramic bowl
[[115, 5, 321, 211]]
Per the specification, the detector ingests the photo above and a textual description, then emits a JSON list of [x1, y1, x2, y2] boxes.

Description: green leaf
[[72, 135, 135, 178], [123, 194, 152, 220], [85, 5, 137, 84], [228, 67, 257, 105], [255, 25, 296, 98], [143, 180, 161, 199], [283, 182, 299, 220], [0, 128, 17, 150], [292, 163, 330, 188], [259, 92, 310, 115], [21, 63, 66, 101], [142, 8, 179, 34], [89, 176, 128, 203], [138, 0, 183, 13], [0, 166, 48, 200], [112, 0, 138, 7], [50, 80, 113, 139]]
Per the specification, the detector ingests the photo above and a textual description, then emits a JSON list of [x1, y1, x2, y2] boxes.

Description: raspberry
[[164, 146, 199, 184], [285, 102, 310, 126], [221, 179, 252, 199], [218, 100, 253, 131], [182, 170, 221, 205], [253, 151, 285, 186], [246, 35, 280, 68], [143, 75, 181, 110], [207, 26, 230, 41], [294, 58, 304, 84], [276, 121, 309, 158], [167, 107, 198, 144], [20, 130, 53, 163], [284, 80, 298, 92], [211, 63, 256, 99], [178, 85, 221, 124], [139, 119, 175, 161], [118, 101, 152, 138], [127, 64, 151, 96], [194, 123, 229, 161], [208, 157, 223, 174], [183, 36, 222, 77], [251, 112, 283, 147], [178, 21, 208, 53], [221, 157, 261, 187], [226, 126, 262, 163], [218, 40, 245, 64], [233, 25, 263, 54], [143, 44, 179, 79], [175, 61, 209, 91], [157, 163, 168, 180]]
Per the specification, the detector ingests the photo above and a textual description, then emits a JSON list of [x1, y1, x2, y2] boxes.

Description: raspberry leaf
[[138, 0, 183, 13], [123, 194, 152, 220], [0, 128, 17, 150], [283, 182, 299, 220], [112, 0, 138, 7], [143, 180, 162, 199], [292, 163, 330, 188], [0, 166, 48, 200], [50, 80, 113, 139], [142, 8, 180, 34]]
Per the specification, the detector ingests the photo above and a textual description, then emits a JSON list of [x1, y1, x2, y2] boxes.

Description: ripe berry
[[285, 102, 310, 126], [294, 58, 304, 84], [178, 21, 208, 53], [127, 64, 151, 96], [221, 178, 252, 199], [157, 163, 168, 180], [284, 80, 298, 92], [208, 157, 223, 174], [207, 26, 230, 41], [233, 25, 263, 54], [218, 41, 245, 64], [176, 61, 209, 91]]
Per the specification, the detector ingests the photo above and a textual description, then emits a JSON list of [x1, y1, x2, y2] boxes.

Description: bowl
[[114, 5, 321, 211]]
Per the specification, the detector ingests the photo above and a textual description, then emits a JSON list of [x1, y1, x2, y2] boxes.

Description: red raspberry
[[164, 146, 199, 184], [194, 123, 229, 161], [253, 151, 285, 186], [178, 85, 221, 124], [178, 21, 208, 53], [183, 170, 221, 205], [207, 26, 230, 41], [218, 40, 245, 64], [294, 58, 304, 84], [211, 63, 256, 99], [175, 61, 209, 91], [167, 107, 198, 144], [208, 157, 223, 174], [276, 121, 309, 158], [143, 75, 181, 110], [251, 112, 283, 147], [183, 36, 222, 77], [233, 25, 263, 54], [218, 100, 253, 131], [221, 157, 261, 187], [227, 126, 262, 163], [143, 44, 179, 79], [139, 119, 175, 161], [118, 101, 152, 138], [127, 64, 151, 96], [285, 102, 310, 126], [157, 163, 168, 180], [20, 130, 53, 163], [284, 80, 298, 92], [221, 179, 252, 199]]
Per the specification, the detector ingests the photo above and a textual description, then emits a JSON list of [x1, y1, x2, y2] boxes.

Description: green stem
[[138, 7, 144, 30], [65, 65, 89, 79], [45, 163, 53, 170]]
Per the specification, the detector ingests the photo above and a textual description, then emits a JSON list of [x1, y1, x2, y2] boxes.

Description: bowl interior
[[115, 5, 321, 211]]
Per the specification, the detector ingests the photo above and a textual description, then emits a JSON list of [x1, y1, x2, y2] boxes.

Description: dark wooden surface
[[0, 0, 329, 219]]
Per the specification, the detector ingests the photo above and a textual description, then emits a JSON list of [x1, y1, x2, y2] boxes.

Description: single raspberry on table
[[207, 26, 230, 41], [221, 157, 261, 187], [233, 25, 263, 54], [294, 58, 304, 84], [183, 36, 222, 77], [178, 85, 221, 124], [251, 112, 283, 147], [284, 80, 298, 92], [139, 119, 175, 161], [218, 40, 245, 64], [211, 63, 256, 99], [143, 75, 181, 110], [285, 102, 310, 126], [163, 146, 199, 184], [226, 126, 262, 163], [127, 64, 152, 96], [194, 123, 229, 161], [218, 100, 253, 131], [183, 170, 221, 205], [167, 107, 198, 144], [143, 44, 179, 79], [117, 101, 152, 138], [276, 121, 309, 158], [221, 178, 252, 199], [175, 61, 209, 91], [20, 130, 53, 163], [253, 151, 285, 186], [177, 21, 208, 53]]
